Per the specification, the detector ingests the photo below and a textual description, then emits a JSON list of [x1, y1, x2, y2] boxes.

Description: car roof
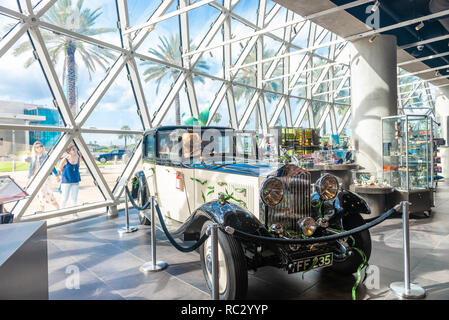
[[143, 125, 234, 136]]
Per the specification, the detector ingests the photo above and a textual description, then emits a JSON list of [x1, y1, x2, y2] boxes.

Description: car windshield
[[157, 128, 233, 163]]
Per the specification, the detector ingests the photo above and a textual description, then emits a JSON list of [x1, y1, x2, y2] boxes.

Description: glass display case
[[382, 115, 433, 215], [382, 115, 431, 191]]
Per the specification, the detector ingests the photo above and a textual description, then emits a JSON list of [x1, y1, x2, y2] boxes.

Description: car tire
[[99, 157, 107, 164], [199, 221, 248, 300], [135, 177, 151, 226], [328, 214, 371, 275]]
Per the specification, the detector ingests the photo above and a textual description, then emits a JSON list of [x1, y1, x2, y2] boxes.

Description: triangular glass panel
[[127, 0, 161, 30], [313, 101, 327, 128], [267, 6, 287, 39], [300, 111, 310, 128], [272, 106, 287, 127], [265, 93, 282, 122], [232, 1, 259, 25], [192, 75, 224, 124], [159, 82, 192, 126], [81, 132, 142, 193], [243, 101, 261, 132], [82, 68, 143, 131], [40, 0, 122, 47], [0, 12, 20, 39], [290, 98, 306, 122], [0, 35, 61, 121], [0, 0, 19, 11], [231, 17, 255, 65], [37, 27, 120, 118], [291, 19, 310, 49], [335, 105, 350, 128], [210, 99, 231, 127], [232, 84, 256, 121], [188, 3, 221, 53], [189, 21, 224, 79], [341, 114, 352, 138], [135, 1, 182, 67]]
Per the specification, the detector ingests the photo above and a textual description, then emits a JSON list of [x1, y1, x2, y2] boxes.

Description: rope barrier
[[222, 208, 398, 245], [125, 186, 209, 253]]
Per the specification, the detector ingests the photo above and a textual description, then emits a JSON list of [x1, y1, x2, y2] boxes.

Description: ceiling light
[[417, 45, 424, 51], [371, 1, 380, 12], [415, 21, 424, 31], [369, 35, 377, 43], [435, 71, 441, 76]]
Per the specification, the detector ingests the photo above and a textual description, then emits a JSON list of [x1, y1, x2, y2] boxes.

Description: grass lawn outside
[[0, 162, 30, 172]]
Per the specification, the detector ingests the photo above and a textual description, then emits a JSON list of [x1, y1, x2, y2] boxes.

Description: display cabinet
[[382, 115, 433, 214]]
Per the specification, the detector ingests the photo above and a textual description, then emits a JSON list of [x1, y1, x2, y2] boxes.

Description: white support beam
[[113, 140, 143, 198], [27, 24, 76, 127], [337, 107, 351, 134], [231, 8, 449, 72], [12, 133, 73, 219], [117, 0, 152, 129], [153, 3, 239, 126], [183, 0, 374, 58], [76, 55, 129, 127], [73, 135, 114, 202], [123, 0, 214, 35], [0, 22, 28, 59], [132, 0, 174, 49]]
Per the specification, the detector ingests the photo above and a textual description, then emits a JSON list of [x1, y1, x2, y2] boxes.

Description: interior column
[[350, 34, 398, 176]]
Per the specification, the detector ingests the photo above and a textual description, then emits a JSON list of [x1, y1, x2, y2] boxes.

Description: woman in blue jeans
[[58, 144, 81, 211]]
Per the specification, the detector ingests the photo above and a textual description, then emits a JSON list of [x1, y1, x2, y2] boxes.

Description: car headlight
[[298, 217, 317, 237], [315, 174, 339, 200], [260, 177, 284, 207]]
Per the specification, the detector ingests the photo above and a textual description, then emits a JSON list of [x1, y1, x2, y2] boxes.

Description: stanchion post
[[118, 188, 138, 235], [209, 223, 219, 300], [140, 196, 168, 273], [389, 201, 426, 299]]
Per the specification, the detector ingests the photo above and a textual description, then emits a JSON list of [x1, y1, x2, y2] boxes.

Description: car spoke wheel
[[200, 221, 247, 300], [100, 157, 107, 164], [135, 177, 151, 226], [329, 214, 371, 275]]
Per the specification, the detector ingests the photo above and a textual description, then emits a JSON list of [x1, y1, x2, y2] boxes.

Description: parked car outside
[[96, 149, 130, 163]]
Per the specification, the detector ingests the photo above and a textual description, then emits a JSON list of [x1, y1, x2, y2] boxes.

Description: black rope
[[125, 186, 209, 253], [155, 202, 210, 253], [125, 185, 152, 210], [223, 208, 398, 245]]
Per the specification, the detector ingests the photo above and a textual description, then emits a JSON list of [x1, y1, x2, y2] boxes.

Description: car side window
[[144, 133, 155, 161]]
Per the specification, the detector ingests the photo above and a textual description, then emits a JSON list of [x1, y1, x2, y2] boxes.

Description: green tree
[[118, 125, 133, 150], [13, 0, 116, 116], [141, 33, 210, 125]]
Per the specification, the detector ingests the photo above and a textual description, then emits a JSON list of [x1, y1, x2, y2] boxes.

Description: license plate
[[288, 253, 333, 274]]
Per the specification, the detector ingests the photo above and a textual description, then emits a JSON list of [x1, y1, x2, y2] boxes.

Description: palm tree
[[141, 33, 210, 125], [118, 125, 133, 150], [13, 0, 116, 116]]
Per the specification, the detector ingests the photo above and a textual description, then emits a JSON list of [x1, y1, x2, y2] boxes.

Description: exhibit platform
[[45, 185, 449, 300]]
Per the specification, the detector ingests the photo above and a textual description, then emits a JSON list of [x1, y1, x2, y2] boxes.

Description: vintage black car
[[133, 126, 374, 299]]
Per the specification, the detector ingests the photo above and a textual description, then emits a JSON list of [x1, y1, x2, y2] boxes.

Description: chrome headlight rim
[[299, 217, 317, 237], [315, 174, 339, 201], [260, 177, 285, 207]]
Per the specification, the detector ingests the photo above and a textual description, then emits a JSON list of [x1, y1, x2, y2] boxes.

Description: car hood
[[188, 161, 282, 177]]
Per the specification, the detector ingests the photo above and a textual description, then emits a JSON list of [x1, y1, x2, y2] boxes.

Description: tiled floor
[[47, 184, 449, 300]]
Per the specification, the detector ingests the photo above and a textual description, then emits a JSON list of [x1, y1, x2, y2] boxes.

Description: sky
[[0, 0, 353, 146]]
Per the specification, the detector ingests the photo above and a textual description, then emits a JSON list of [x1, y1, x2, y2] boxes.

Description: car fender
[[334, 190, 371, 216], [173, 201, 270, 241]]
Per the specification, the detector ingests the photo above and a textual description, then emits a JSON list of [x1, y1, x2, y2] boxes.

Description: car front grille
[[266, 171, 312, 233]]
